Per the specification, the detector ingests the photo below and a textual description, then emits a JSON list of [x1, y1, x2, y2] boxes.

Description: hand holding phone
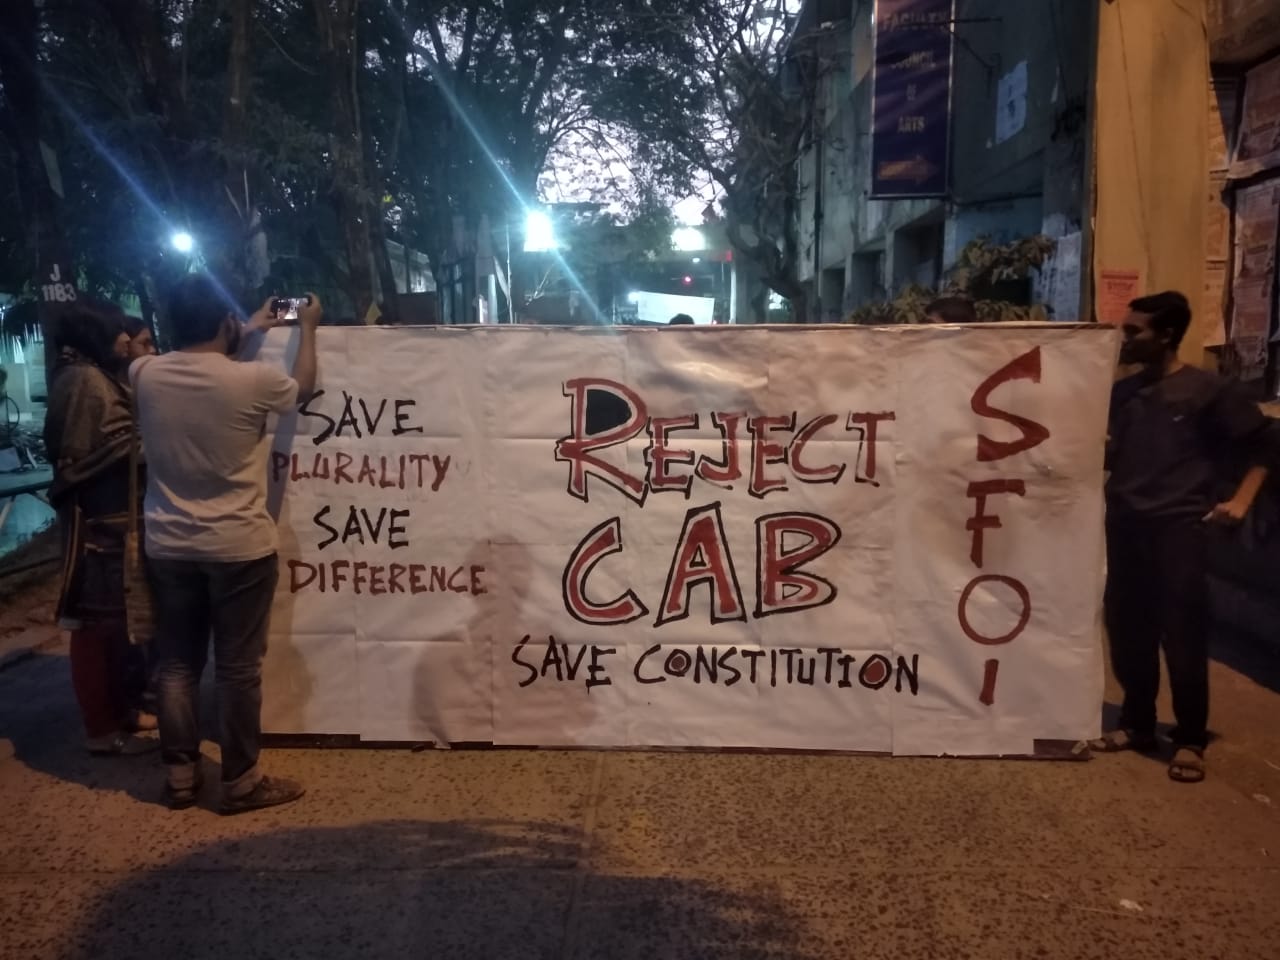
[[295, 293, 323, 331], [271, 296, 312, 322]]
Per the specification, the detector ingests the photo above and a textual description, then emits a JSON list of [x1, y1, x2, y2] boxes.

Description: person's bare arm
[[1204, 381, 1280, 525], [1205, 465, 1268, 525], [235, 296, 280, 361], [291, 293, 322, 403]]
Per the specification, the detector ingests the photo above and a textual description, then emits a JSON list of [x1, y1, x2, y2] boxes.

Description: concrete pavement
[[2, 631, 1279, 959]]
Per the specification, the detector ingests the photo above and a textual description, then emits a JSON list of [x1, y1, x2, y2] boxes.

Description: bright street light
[[170, 231, 195, 253], [524, 210, 558, 252], [672, 227, 705, 252]]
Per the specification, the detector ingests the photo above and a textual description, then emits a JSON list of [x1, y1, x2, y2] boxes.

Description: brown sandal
[[1168, 747, 1205, 783], [1088, 729, 1158, 753]]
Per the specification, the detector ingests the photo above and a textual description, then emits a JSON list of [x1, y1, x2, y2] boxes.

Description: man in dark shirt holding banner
[[1096, 291, 1279, 782]]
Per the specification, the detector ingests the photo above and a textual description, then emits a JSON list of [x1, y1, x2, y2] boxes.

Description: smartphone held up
[[271, 296, 312, 323]]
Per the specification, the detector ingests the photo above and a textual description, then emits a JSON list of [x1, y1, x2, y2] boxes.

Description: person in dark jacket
[[1094, 291, 1280, 783], [44, 302, 156, 755]]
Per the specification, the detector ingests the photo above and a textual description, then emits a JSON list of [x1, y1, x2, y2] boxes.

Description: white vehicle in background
[[626, 290, 716, 325]]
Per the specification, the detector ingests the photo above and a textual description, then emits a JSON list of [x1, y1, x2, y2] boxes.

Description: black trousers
[[1104, 515, 1209, 749]]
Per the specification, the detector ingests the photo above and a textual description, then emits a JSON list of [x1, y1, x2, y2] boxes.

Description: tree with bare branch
[[674, 0, 819, 322]]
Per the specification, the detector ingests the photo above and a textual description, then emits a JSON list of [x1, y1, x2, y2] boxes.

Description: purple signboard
[[870, 0, 954, 199]]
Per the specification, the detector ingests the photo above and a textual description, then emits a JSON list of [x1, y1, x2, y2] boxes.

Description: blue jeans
[[149, 554, 278, 789]]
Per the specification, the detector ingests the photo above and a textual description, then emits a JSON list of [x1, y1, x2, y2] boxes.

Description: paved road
[[1, 633, 1278, 960]]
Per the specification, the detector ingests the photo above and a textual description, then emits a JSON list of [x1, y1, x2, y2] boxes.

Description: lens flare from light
[[170, 231, 195, 253], [672, 227, 706, 252], [524, 211, 557, 252], [36, 78, 242, 313], [381, 6, 604, 322]]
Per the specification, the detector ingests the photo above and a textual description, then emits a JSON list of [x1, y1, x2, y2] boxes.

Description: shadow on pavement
[[3, 654, 821, 958], [55, 818, 818, 960], [0, 648, 213, 807], [1211, 626, 1280, 697]]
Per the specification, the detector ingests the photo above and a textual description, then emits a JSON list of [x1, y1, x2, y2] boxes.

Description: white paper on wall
[[996, 61, 1028, 144]]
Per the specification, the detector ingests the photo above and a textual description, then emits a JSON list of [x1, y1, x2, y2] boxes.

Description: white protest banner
[[256, 323, 1116, 756]]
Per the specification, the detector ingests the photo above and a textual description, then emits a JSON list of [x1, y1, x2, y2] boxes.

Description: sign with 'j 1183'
[[871, 0, 954, 199], [256, 322, 1115, 756]]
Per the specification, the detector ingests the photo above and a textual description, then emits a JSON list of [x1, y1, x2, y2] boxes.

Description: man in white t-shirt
[[132, 275, 319, 813]]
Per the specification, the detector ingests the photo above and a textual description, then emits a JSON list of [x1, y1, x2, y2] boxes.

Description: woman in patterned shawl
[[44, 302, 155, 755]]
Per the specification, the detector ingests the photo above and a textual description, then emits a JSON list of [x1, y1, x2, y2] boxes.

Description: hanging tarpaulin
[[1229, 179, 1280, 380], [870, 0, 953, 199], [1229, 55, 1280, 181]]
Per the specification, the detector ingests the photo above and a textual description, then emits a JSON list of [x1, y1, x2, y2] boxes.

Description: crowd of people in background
[[38, 285, 1277, 804]]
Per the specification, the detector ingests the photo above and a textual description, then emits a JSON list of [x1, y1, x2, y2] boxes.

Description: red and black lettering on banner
[[961, 347, 1050, 705], [553, 347, 1050, 707], [553, 377, 895, 628]]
